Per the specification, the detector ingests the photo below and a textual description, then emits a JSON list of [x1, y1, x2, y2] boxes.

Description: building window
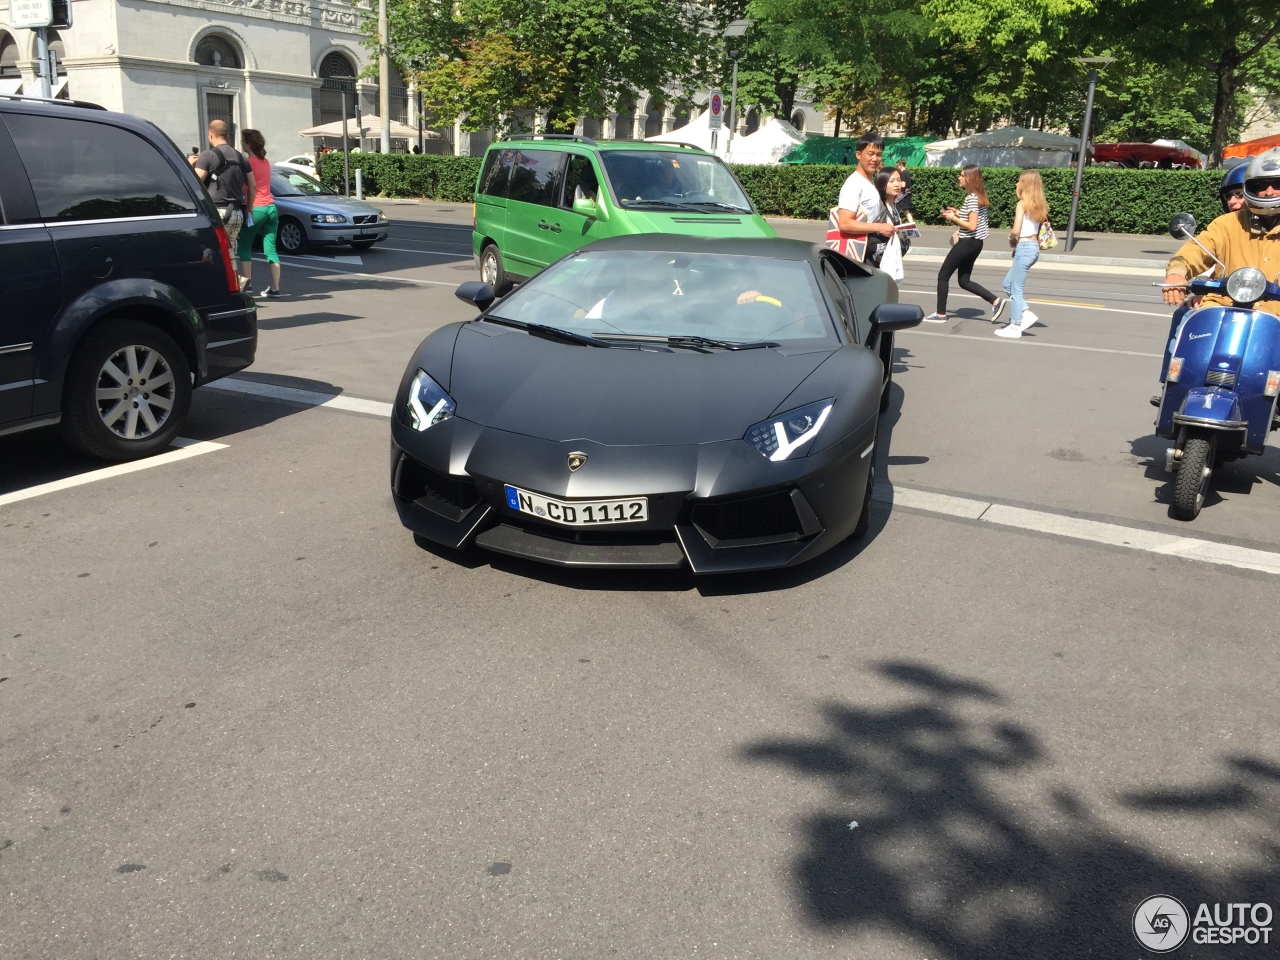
[[195, 36, 243, 70], [1, 33, 20, 78], [314, 52, 358, 143]]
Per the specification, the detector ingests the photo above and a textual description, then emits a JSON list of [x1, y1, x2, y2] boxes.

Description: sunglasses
[[1224, 187, 1245, 198], [1248, 177, 1280, 192]]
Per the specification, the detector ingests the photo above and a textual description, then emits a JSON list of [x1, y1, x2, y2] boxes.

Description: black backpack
[[206, 145, 247, 208]]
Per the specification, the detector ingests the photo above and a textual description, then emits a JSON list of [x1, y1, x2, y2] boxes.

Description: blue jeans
[[1002, 241, 1039, 324]]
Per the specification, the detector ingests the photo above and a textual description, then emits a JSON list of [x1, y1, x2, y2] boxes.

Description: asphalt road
[[2, 203, 1277, 960]]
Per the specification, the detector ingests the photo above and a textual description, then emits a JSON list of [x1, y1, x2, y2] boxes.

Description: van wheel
[[278, 216, 308, 255], [480, 244, 511, 295], [61, 320, 192, 461]]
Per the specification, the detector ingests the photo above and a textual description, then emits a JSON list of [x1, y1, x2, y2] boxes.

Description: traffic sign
[[11, 0, 53, 29], [708, 89, 723, 130]]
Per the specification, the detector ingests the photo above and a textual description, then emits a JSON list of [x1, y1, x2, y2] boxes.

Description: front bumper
[[389, 413, 875, 574], [305, 222, 388, 246]]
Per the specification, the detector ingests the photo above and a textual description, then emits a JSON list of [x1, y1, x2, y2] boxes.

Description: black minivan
[[0, 94, 256, 460]]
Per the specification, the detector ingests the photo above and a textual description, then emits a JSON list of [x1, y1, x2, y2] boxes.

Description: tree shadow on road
[[739, 661, 1279, 958]]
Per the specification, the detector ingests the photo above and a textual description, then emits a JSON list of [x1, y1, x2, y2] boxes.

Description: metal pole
[[341, 83, 351, 198], [727, 58, 739, 156], [355, 90, 365, 154], [35, 28, 51, 99], [417, 90, 424, 154], [1065, 69, 1098, 253], [378, 0, 391, 154]]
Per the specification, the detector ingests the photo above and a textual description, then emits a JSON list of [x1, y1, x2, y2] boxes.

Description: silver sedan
[[270, 167, 388, 255]]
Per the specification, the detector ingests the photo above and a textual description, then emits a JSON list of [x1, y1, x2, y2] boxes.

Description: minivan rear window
[[5, 114, 196, 222], [505, 150, 565, 206], [478, 149, 511, 198]]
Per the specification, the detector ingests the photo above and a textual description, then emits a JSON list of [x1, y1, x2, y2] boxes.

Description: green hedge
[[317, 153, 1224, 235]]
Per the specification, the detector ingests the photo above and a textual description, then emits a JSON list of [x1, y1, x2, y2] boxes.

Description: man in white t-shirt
[[835, 134, 893, 242]]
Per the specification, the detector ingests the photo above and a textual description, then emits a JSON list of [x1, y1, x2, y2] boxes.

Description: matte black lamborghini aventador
[[390, 235, 922, 573]]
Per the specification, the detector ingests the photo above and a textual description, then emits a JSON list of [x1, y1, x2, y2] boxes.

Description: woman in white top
[[925, 165, 1003, 322], [994, 170, 1049, 339]]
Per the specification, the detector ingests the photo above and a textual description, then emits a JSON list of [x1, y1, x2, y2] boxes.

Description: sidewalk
[[765, 218, 1178, 271]]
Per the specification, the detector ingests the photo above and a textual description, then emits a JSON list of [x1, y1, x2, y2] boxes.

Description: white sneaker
[[922, 312, 948, 323], [994, 323, 1022, 338], [1019, 309, 1039, 330]]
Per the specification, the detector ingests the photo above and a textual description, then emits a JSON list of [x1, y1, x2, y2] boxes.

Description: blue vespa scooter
[[1156, 213, 1280, 520]]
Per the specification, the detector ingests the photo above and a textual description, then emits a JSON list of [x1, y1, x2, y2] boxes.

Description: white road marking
[[378, 246, 469, 257], [901, 329, 1161, 358], [310, 270, 459, 288], [897, 287, 1170, 319], [874, 486, 1280, 576], [208, 377, 394, 417], [0, 439, 227, 508], [277, 253, 364, 266], [209, 378, 1280, 575]]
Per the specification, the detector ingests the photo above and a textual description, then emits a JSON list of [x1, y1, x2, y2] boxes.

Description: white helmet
[[1243, 147, 1280, 216]]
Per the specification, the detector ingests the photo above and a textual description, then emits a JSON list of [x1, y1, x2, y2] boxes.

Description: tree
[[378, 0, 707, 133], [1097, 0, 1280, 164]]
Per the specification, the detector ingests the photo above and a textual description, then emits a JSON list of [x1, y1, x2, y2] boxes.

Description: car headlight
[[376, 209, 385, 221], [744, 399, 834, 461], [407, 369, 455, 431], [1225, 266, 1267, 306], [311, 213, 348, 224]]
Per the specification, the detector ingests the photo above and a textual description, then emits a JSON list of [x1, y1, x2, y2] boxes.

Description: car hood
[[447, 323, 833, 444], [617, 209, 777, 238], [274, 194, 381, 216]]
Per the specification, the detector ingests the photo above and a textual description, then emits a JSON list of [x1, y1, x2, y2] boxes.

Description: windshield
[[487, 250, 836, 345], [271, 169, 333, 197], [599, 151, 753, 211]]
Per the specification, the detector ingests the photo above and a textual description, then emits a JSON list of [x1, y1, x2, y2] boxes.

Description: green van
[[472, 135, 776, 292]]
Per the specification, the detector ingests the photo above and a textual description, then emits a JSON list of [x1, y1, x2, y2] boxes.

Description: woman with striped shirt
[[924, 165, 1004, 322]]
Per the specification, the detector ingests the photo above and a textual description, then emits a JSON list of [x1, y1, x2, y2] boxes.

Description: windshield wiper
[[620, 199, 705, 213], [681, 201, 752, 213], [594, 333, 778, 351], [481, 316, 610, 348]]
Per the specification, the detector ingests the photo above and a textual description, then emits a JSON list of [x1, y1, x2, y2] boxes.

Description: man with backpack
[[190, 120, 255, 289]]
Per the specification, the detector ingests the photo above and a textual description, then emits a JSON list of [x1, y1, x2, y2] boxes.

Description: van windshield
[[599, 151, 753, 212], [486, 250, 836, 346]]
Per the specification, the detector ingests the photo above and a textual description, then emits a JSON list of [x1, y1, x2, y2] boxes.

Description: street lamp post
[[379, 0, 391, 154], [1065, 56, 1115, 252], [723, 20, 749, 156]]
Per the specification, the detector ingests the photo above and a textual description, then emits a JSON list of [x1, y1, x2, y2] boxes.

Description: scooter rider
[[1162, 148, 1280, 315], [1218, 163, 1248, 214]]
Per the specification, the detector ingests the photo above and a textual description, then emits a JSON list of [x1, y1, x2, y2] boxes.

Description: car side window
[[478, 149, 512, 198], [560, 154, 600, 209], [506, 149, 565, 207], [820, 259, 858, 343], [5, 114, 196, 222]]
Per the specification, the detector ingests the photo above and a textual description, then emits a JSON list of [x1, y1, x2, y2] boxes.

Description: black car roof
[[579, 234, 828, 263], [0, 96, 168, 142]]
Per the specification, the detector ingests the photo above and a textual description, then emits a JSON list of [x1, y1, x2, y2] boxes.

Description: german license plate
[[504, 484, 647, 525]]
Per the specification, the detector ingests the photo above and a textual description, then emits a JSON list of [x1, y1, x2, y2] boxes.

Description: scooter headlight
[[406, 369, 455, 431], [1225, 267, 1267, 306]]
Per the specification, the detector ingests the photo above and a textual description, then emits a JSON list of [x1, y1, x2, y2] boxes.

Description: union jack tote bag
[[826, 207, 868, 262]]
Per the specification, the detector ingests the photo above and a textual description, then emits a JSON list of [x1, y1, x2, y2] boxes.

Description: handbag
[[880, 232, 905, 281], [950, 229, 960, 246], [826, 207, 869, 262], [1037, 219, 1058, 250]]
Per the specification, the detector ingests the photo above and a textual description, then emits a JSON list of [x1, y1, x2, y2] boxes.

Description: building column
[[454, 117, 468, 156]]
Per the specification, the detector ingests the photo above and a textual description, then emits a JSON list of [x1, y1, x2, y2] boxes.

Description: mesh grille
[[691, 490, 801, 542], [396, 455, 480, 517], [352, 214, 378, 225], [1205, 370, 1237, 388]]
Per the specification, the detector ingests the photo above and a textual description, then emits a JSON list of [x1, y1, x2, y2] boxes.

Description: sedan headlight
[[407, 369, 455, 431], [744, 399, 834, 461], [311, 213, 348, 224], [1225, 266, 1267, 306]]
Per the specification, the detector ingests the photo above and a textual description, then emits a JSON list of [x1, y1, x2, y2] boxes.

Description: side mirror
[[572, 194, 608, 221], [868, 303, 924, 333], [1169, 213, 1196, 240], [455, 280, 496, 312]]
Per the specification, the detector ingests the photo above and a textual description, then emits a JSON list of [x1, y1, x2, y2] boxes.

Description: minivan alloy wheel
[[96, 344, 177, 440]]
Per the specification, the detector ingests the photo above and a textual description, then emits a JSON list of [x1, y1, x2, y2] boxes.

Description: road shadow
[[739, 661, 1279, 958], [1128, 432, 1280, 517], [0, 375, 346, 497], [256, 311, 365, 331]]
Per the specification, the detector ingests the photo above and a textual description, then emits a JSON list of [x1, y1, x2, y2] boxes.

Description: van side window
[[5, 114, 196, 222], [478, 149, 512, 198], [560, 154, 599, 209], [506, 150, 565, 206]]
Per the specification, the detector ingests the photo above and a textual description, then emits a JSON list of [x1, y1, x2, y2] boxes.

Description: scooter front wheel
[[1173, 436, 1214, 520]]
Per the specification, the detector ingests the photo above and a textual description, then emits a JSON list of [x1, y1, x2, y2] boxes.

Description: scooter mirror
[[1169, 213, 1196, 239]]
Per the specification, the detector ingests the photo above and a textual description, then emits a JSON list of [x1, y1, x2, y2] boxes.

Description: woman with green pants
[[238, 129, 282, 299]]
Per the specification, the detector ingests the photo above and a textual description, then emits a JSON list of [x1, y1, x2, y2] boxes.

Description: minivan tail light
[[213, 223, 239, 293]]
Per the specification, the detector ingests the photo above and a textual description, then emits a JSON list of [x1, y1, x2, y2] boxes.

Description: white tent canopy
[[925, 126, 1079, 168], [727, 117, 806, 165], [299, 116, 436, 140], [645, 110, 726, 157], [1154, 138, 1208, 166]]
